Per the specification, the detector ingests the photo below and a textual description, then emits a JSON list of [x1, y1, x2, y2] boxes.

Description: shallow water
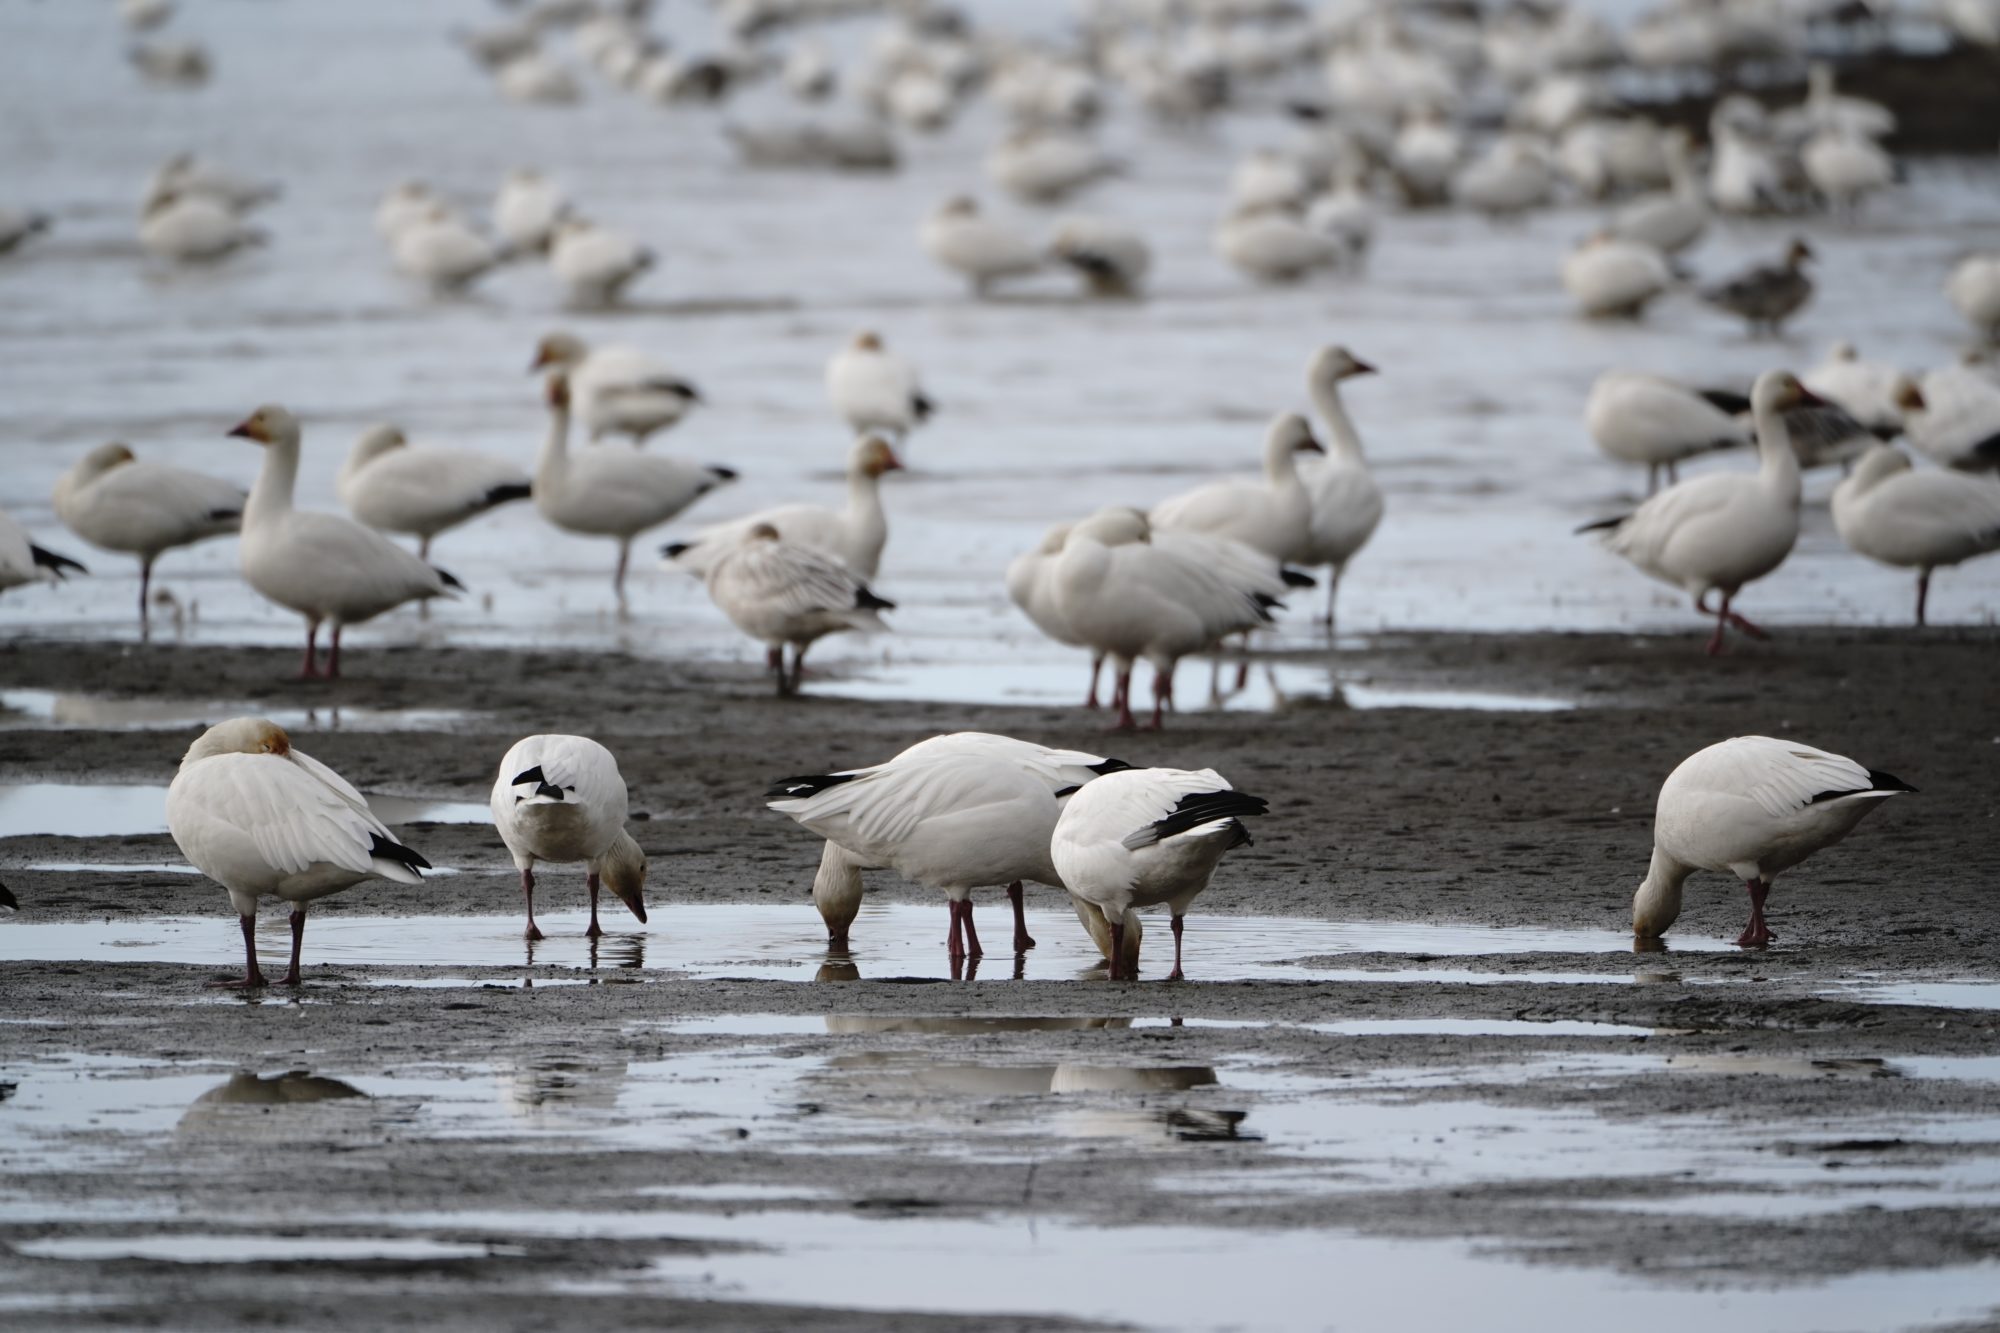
[[0, 688, 474, 733], [0, 781, 489, 838]]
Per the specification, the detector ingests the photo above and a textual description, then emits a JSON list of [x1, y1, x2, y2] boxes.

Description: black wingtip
[[29, 545, 87, 578], [662, 542, 692, 559], [1699, 388, 1751, 415], [434, 566, 465, 591], [485, 482, 534, 506], [912, 391, 936, 420], [1087, 757, 1132, 775], [765, 771, 857, 802], [0, 881, 16, 911], [1868, 768, 1917, 794], [1575, 515, 1627, 535], [1280, 567, 1316, 588], [708, 465, 739, 482], [209, 506, 244, 523], [511, 765, 546, 787], [369, 832, 432, 872], [1052, 784, 1081, 798], [665, 379, 701, 402], [856, 586, 895, 611], [1146, 789, 1270, 844]]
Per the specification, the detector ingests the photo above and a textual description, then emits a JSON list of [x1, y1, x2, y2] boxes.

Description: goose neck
[[1631, 845, 1692, 939], [1310, 380, 1367, 464], [536, 402, 573, 494], [244, 436, 300, 530]]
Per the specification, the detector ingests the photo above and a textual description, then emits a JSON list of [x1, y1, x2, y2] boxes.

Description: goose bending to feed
[[549, 218, 653, 306], [230, 406, 461, 678], [1150, 413, 1324, 562], [703, 524, 892, 695], [1632, 735, 1913, 948], [491, 734, 648, 940], [54, 442, 245, 629], [1562, 234, 1671, 319], [338, 426, 532, 558], [531, 331, 702, 446], [1580, 370, 1812, 655], [166, 718, 431, 987], [140, 192, 263, 263], [664, 435, 901, 580], [921, 196, 1043, 295], [1906, 358, 2000, 472], [825, 332, 933, 440], [1050, 217, 1151, 297], [1052, 767, 1267, 981], [1701, 239, 1813, 337], [1831, 445, 2000, 625], [1946, 255, 2000, 343], [534, 374, 735, 601], [1298, 345, 1383, 626], [1586, 371, 1750, 495], [0, 511, 86, 595]]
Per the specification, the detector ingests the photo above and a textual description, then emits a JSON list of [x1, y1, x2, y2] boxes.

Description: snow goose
[[1802, 127, 1893, 211], [1215, 206, 1343, 283], [140, 192, 263, 263], [1299, 346, 1383, 626], [1707, 101, 1785, 215], [392, 206, 500, 292], [229, 405, 461, 678], [166, 717, 430, 987], [1451, 134, 1555, 217], [1389, 108, 1461, 207], [375, 181, 440, 241], [1906, 358, 2000, 472], [1832, 444, 2000, 625], [129, 39, 210, 88], [1228, 148, 1312, 214], [921, 196, 1043, 295], [496, 51, 582, 104], [493, 168, 570, 253], [53, 442, 244, 627], [704, 524, 892, 694], [987, 129, 1119, 203], [1632, 735, 1912, 948], [1803, 341, 1916, 447], [146, 153, 280, 215], [0, 511, 86, 595], [665, 435, 901, 580], [1007, 521, 1100, 705], [1150, 413, 1324, 563], [533, 374, 735, 600], [1945, 255, 2000, 343], [120, 0, 173, 31], [1780, 63, 1896, 142], [1052, 767, 1268, 980], [825, 331, 933, 439], [1701, 239, 1814, 337], [1049, 216, 1152, 297], [1585, 371, 1750, 496], [1562, 232, 1672, 319], [1607, 130, 1706, 256], [768, 733, 1124, 964], [772, 732, 1131, 955], [491, 734, 648, 940], [549, 218, 653, 306], [1303, 169, 1374, 270], [530, 331, 702, 446], [784, 41, 836, 100], [1580, 369, 1811, 655], [338, 425, 532, 559], [0, 208, 51, 256]]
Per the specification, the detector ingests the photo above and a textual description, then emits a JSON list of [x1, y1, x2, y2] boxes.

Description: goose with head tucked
[[664, 435, 901, 580], [1606, 129, 1705, 255], [493, 168, 570, 253], [140, 191, 263, 263], [703, 524, 892, 695], [391, 205, 500, 292], [549, 217, 653, 306], [1632, 735, 1912, 948], [530, 331, 702, 447], [231, 406, 460, 678], [825, 331, 933, 440], [338, 425, 532, 560], [1149, 413, 1324, 563], [1562, 232, 1671, 319], [54, 442, 244, 630], [1905, 356, 2000, 473], [1585, 371, 1751, 496], [1831, 444, 2000, 625], [921, 195, 1044, 295], [1945, 255, 2000, 344], [166, 717, 430, 987], [491, 733, 647, 941]]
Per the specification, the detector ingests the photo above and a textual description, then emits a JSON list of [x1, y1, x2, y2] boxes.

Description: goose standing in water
[[490, 734, 648, 940], [0, 511, 86, 595], [1150, 413, 1324, 563], [230, 406, 460, 678], [1632, 736, 1913, 948], [1215, 206, 1343, 284], [53, 442, 244, 630], [664, 435, 901, 580], [1831, 445, 2000, 625], [1297, 345, 1382, 627], [921, 196, 1043, 295], [1052, 767, 1267, 981], [1701, 239, 1814, 337], [530, 331, 702, 446], [1580, 370, 1812, 655], [338, 426, 532, 559], [1562, 233, 1672, 319], [825, 332, 933, 440], [1585, 371, 1750, 496], [703, 524, 892, 695], [532, 374, 735, 603], [391, 206, 500, 292], [167, 718, 430, 987]]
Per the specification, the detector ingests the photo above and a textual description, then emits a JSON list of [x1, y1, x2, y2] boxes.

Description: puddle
[[21, 862, 203, 875], [1661, 1055, 1897, 1079], [672, 1014, 1651, 1039], [16, 1235, 507, 1263], [1830, 981, 2000, 1011], [0, 783, 490, 839], [0, 689, 474, 733]]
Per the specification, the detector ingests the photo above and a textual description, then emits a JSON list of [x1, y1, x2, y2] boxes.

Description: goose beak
[[610, 880, 647, 924], [1299, 433, 1327, 455], [1350, 358, 1378, 376], [226, 418, 266, 443], [1794, 385, 1827, 408]]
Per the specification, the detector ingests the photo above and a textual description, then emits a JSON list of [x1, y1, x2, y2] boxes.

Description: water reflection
[[178, 1070, 367, 1132], [824, 1016, 1136, 1035], [506, 1053, 628, 1122]]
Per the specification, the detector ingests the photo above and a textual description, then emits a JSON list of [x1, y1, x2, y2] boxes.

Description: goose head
[[851, 329, 885, 353], [1783, 237, 1814, 269], [1309, 345, 1376, 388], [853, 435, 904, 478], [544, 371, 571, 410], [1751, 369, 1820, 417], [184, 716, 290, 764], [349, 424, 406, 467], [1893, 378, 1925, 414], [75, 442, 138, 482], [1073, 505, 1149, 546], [227, 405, 300, 449], [1265, 412, 1326, 466], [599, 830, 648, 925], [530, 331, 589, 373]]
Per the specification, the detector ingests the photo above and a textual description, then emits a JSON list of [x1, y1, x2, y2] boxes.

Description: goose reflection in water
[[178, 1070, 367, 1134]]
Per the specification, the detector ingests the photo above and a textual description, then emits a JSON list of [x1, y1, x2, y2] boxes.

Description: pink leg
[[1736, 878, 1776, 948], [586, 872, 604, 938], [1700, 594, 1727, 657], [613, 540, 631, 599], [521, 867, 545, 942], [1144, 665, 1170, 730], [947, 900, 965, 961], [1722, 595, 1768, 639], [960, 900, 983, 959], [1084, 654, 1103, 710], [1166, 914, 1186, 982], [1107, 921, 1126, 981], [1009, 881, 1035, 952], [138, 556, 153, 639], [282, 909, 306, 986], [299, 620, 322, 679], [1111, 667, 1136, 731], [326, 625, 343, 679], [207, 914, 267, 989], [1916, 569, 1930, 627]]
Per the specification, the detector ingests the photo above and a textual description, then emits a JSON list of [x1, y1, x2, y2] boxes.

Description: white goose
[[533, 374, 735, 600], [1562, 233, 1671, 319], [986, 129, 1119, 203], [1581, 370, 1810, 655], [1006, 521, 1098, 706], [664, 435, 901, 580], [921, 196, 1043, 295], [338, 426, 532, 559], [549, 218, 653, 306], [53, 443, 244, 628], [1606, 129, 1705, 255], [703, 524, 892, 694], [230, 405, 460, 678], [493, 168, 570, 253], [530, 331, 702, 446], [825, 331, 933, 440], [375, 181, 440, 241], [1802, 127, 1893, 211], [490, 734, 648, 941], [1298, 346, 1383, 627], [1049, 216, 1153, 297], [1632, 735, 1912, 948], [1907, 358, 2000, 472], [1051, 767, 1268, 981], [1831, 445, 2000, 625], [1150, 413, 1324, 562], [0, 511, 86, 595], [1215, 206, 1343, 283], [391, 206, 500, 292], [1585, 371, 1750, 495], [1945, 255, 2000, 343], [166, 717, 430, 987], [139, 192, 263, 263], [145, 153, 280, 215]]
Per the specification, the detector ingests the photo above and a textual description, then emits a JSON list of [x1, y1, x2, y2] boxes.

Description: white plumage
[[921, 196, 1043, 295], [1945, 255, 2000, 344], [0, 511, 86, 595], [1049, 216, 1152, 297], [986, 129, 1118, 203], [1906, 360, 2000, 472], [549, 218, 653, 306], [531, 331, 702, 446], [140, 193, 262, 263], [1298, 345, 1383, 627], [338, 426, 532, 558], [166, 717, 429, 987], [1215, 207, 1342, 283], [1150, 413, 1324, 562], [1831, 445, 2000, 626], [490, 733, 648, 940], [493, 168, 569, 253], [1632, 735, 1912, 948], [1804, 341, 1915, 445], [1562, 234, 1671, 319], [1051, 767, 1267, 980], [703, 525, 891, 694], [1585, 371, 1749, 495], [825, 331, 932, 440], [1606, 131, 1705, 254], [392, 207, 500, 291], [665, 435, 901, 580], [53, 442, 244, 626], [1802, 128, 1893, 210]]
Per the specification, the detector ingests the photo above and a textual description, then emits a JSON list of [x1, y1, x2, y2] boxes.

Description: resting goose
[[1606, 130, 1705, 255], [145, 153, 280, 215], [1304, 171, 1375, 270], [230, 405, 460, 678], [1906, 358, 2000, 472], [704, 525, 891, 694], [1389, 109, 1461, 207], [491, 734, 648, 940], [391, 206, 500, 292], [1298, 345, 1383, 626], [665, 435, 900, 580], [166, 718, 430, 987], [1633, 735, 1912, 948], [338, 426, 532, 559], [1586, 371, 1750, 496], [1832, 445, 2000, 625], [140, 192, 263, 263], [1215, 206, 1343, 283], [0, 511, 86, 595], [1228, 148, 1312, 214], [825, 331, 932, 440], [549, 218, 653, 306], [1802, 127, 1893, 211], [921, 196, 1043, 295], [1701, 239, 1814, 337], [1051, 767, 1268, 980], [1045, 216, 1152, 298], [530, 331, 701, 446], [53, 442, 245, 628], [496, 51, 582, 105], [1562, 233, 1671, 319], [1451, 134, 1555, 217], [986, 129, 1119, 204], [375, 181, 440, 241], [1581, 369, 1810, 655], [533, 374, 734, 600], [1150, 413, 1324, 563], [493, 168, 570, 253], [1707, 102, 1785, 215], [1945, 255, 2000, 343]]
